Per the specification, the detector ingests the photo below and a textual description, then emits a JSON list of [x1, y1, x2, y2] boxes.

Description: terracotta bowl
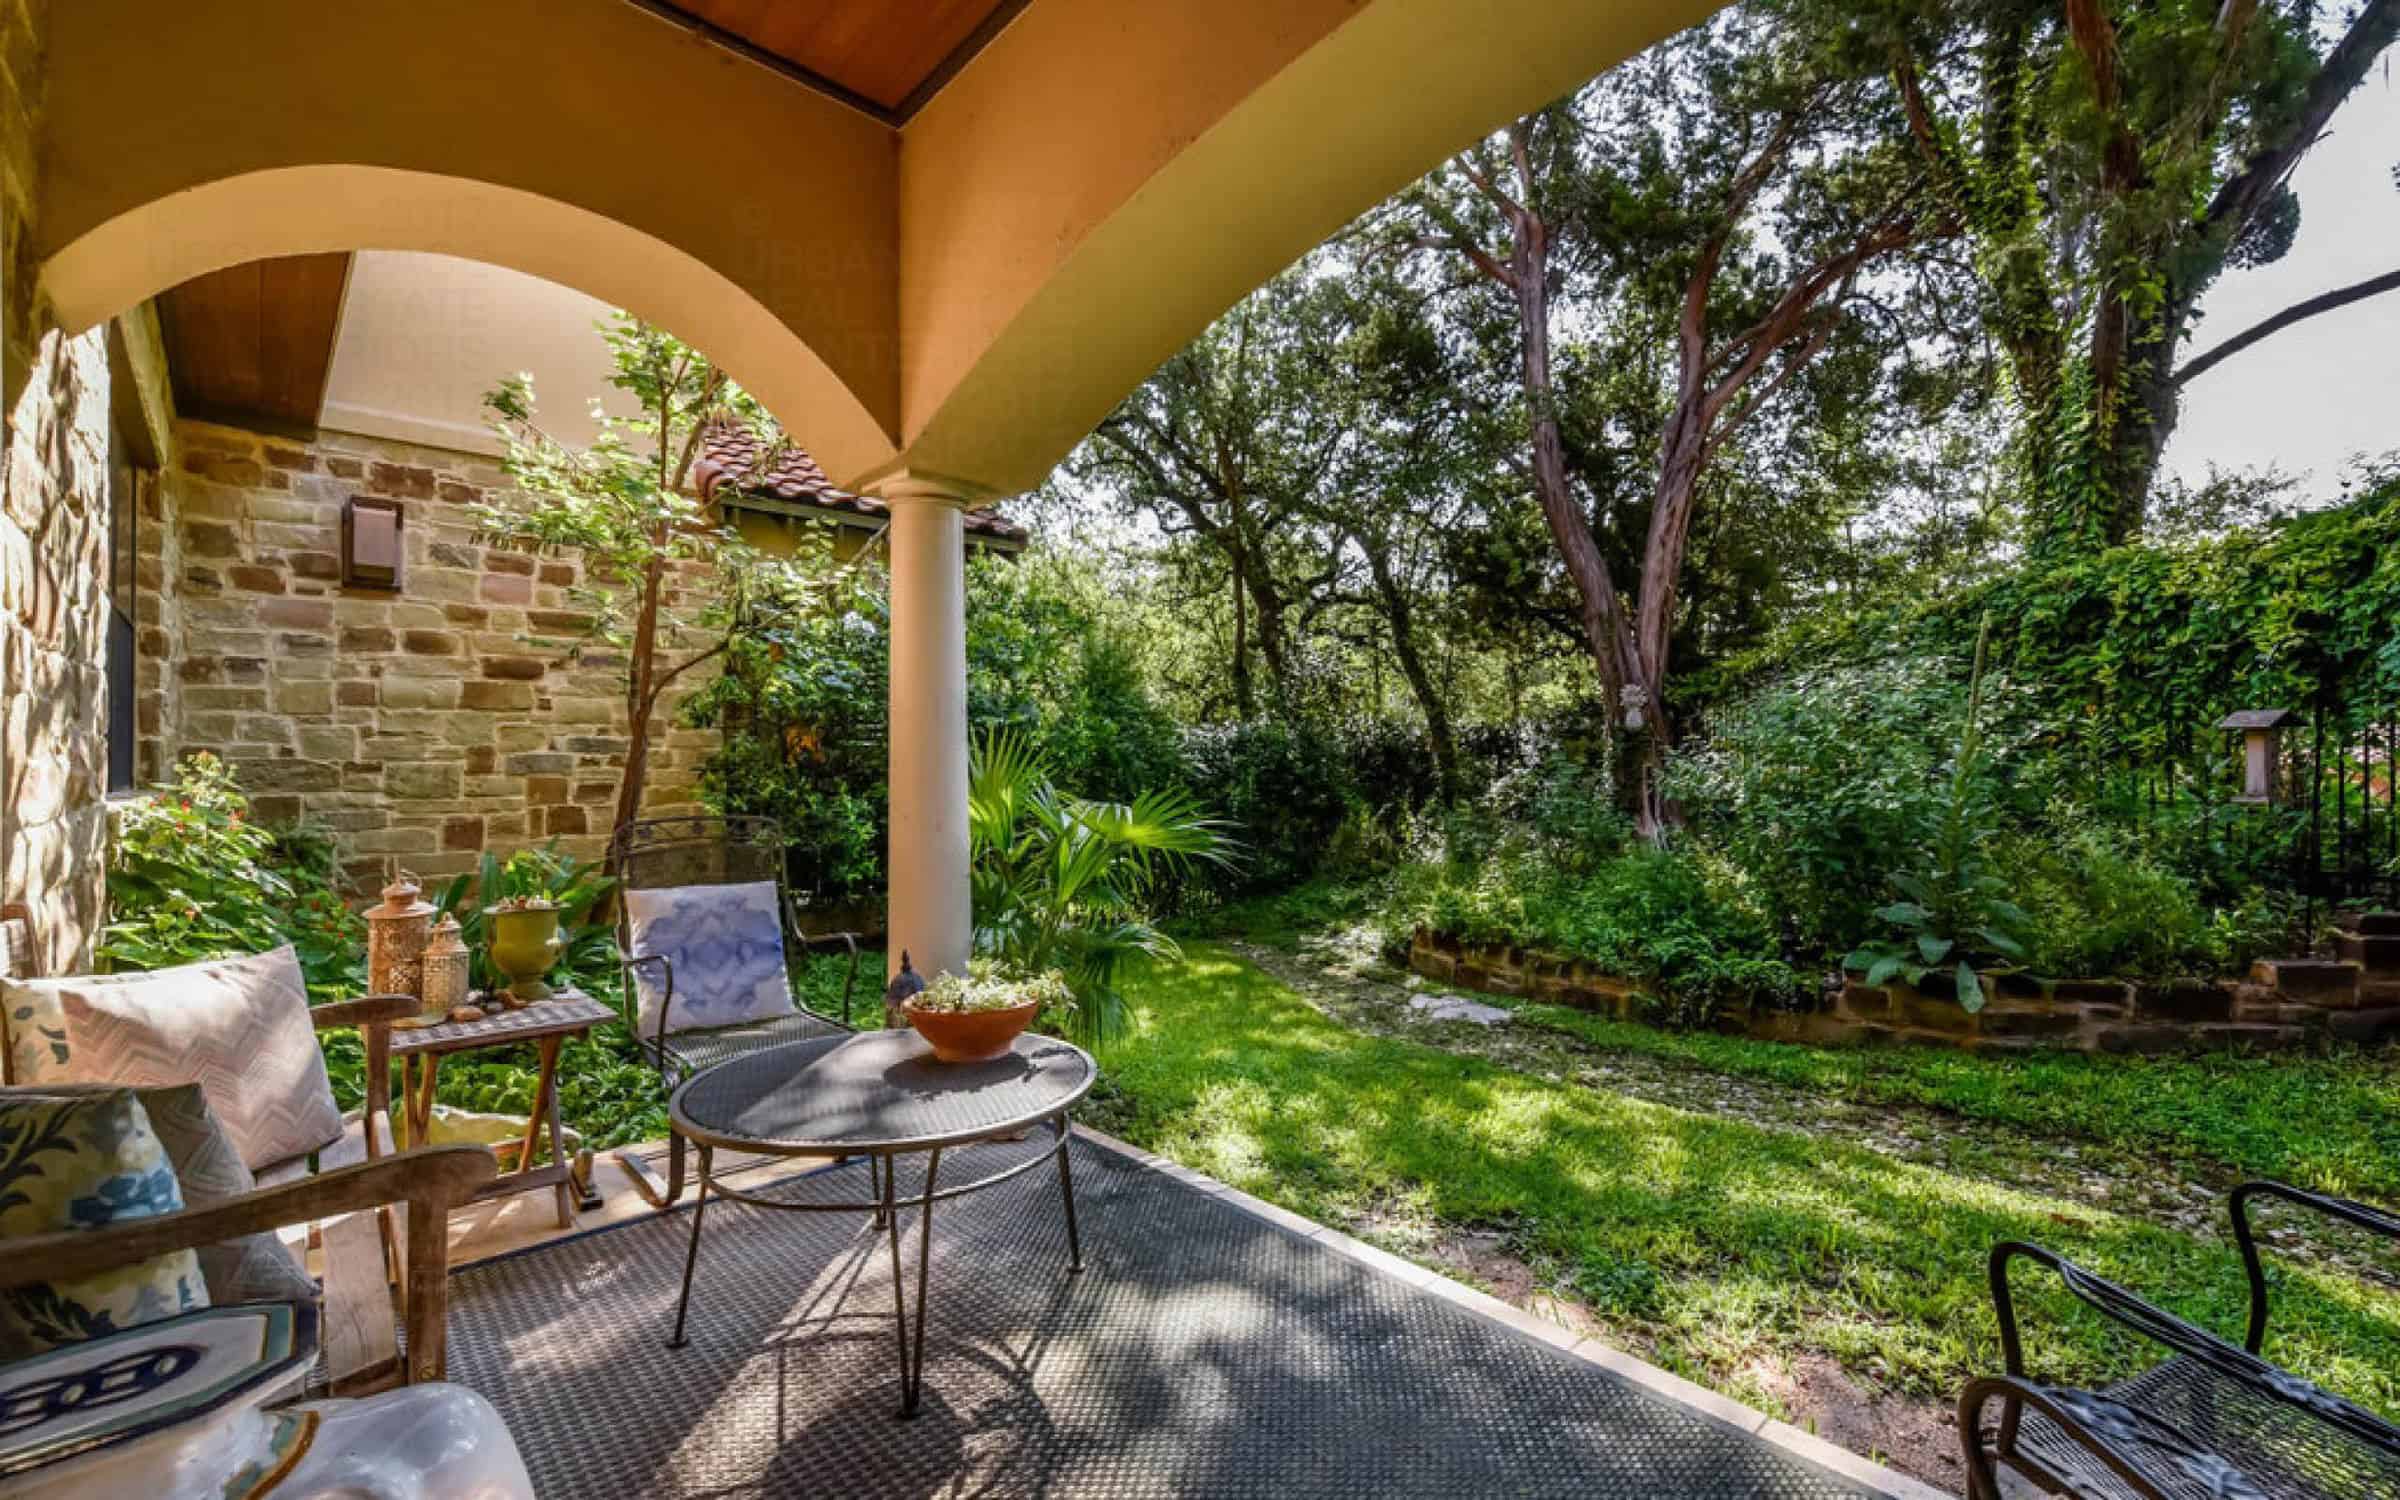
[[902, 1000, 1041, 1063]]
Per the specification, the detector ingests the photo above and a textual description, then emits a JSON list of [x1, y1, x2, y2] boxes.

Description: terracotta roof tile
[[690, 420, 1028, 543]]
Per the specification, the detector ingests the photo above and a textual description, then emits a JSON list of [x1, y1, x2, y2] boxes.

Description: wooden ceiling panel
[[662, 0, 1019, 114], [157, 253, 353, 435]]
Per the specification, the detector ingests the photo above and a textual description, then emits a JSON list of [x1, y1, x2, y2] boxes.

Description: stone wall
[[0, 0, 118, 973], [1, 0, 43, 416], [149, 421, 717, 890], [0, 324, 113, 972], [1405, 927, 2400, 1055]]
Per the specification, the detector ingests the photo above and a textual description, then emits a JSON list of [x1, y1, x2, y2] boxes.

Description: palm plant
[[966, 728, 1232, 1045]]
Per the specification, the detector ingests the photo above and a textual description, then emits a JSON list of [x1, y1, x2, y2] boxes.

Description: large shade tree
[[1887, 0, 2400, 556], [1386, 0, 1968, 836]]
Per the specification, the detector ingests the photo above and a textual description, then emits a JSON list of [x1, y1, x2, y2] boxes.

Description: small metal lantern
[[365, 874, 435, 1001], [883, 950, 925, 1030], [415, 914, 471, 1026], [2219, 708, 2292, 805]]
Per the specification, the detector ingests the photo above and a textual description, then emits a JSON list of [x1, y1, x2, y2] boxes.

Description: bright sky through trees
[[2163, 71, 2400, 489]]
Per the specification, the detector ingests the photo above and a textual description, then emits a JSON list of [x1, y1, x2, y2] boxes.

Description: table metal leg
[[1055, 1116, 1084, 1274], [885, 1147, 943, 1418], [668, 1145, 714, 1350]]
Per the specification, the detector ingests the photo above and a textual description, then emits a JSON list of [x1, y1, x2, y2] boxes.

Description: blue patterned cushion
[[0, 1087, 208, 1359], [624, 882, 795, 1036]]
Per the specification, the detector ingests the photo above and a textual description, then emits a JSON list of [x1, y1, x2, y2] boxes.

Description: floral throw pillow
[[0, 1087, 208, 1359], [624, 881, 795, 1037]]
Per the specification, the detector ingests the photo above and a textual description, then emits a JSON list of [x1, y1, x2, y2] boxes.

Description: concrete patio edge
[[1072, 1124, 1957, 1500]]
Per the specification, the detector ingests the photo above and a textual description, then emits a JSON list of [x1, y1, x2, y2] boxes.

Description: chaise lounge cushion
[[0, 1088, 208, 1358], [624, 881, 796, 1036], [24, 946, 344, 1174]]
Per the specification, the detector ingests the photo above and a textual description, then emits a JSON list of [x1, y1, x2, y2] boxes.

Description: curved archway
[[43, 166, 898, 484]]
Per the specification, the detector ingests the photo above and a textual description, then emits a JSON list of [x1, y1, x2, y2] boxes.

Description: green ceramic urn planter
[[485, 900, 564, 1007]]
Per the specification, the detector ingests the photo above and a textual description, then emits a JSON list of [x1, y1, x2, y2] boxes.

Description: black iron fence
[[2102, 694, 2398, 921]]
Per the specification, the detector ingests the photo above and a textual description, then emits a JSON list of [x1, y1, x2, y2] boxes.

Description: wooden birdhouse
[[2218, 709, 2292, 804]]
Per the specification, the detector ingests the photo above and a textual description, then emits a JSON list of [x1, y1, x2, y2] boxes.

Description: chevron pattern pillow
[[52, 947, 341, 1174], [624, 881, 795, 1037], [0, 1087, 208, 1359]]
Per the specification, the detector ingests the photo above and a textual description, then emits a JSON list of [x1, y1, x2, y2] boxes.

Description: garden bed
[[1405, 927, 2400, 1054]]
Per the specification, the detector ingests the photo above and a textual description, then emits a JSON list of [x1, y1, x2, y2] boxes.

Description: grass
[[1506, 1001, 2400, 1201], [1184, 877, 2400, 1200], [1089, 942, 2400, 1419]]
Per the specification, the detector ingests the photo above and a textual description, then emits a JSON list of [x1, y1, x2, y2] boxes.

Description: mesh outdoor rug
[[445, 1137, 1894, 1498]]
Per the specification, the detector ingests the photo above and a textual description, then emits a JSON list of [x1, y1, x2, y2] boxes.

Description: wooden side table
[[391, 990, 616, 1228]]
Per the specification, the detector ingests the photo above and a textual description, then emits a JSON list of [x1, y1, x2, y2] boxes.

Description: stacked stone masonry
[[146, 422, 719, 892], [1407, 926, 2400, 1054], [1, 0, 114, 973]]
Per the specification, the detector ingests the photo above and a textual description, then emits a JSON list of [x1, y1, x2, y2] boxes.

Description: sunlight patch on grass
[[1097, 945, 2400, 1414]]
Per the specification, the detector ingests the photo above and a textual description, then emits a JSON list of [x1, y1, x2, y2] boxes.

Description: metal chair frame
[[608, 814, 865, 1205], [1960, 1180, 2400, 1499]]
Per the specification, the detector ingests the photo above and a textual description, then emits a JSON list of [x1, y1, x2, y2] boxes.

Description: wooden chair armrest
[[0, 1145, 493, 1386], [311, 993, 421, 1030], [0, 1145, 493, 1291]]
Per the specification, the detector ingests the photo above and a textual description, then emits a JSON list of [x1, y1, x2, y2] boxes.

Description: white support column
[[874, 477, 974, 981]]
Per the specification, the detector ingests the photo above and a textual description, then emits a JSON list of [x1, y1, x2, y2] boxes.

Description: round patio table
[[665, 1028, 1097, 1417]]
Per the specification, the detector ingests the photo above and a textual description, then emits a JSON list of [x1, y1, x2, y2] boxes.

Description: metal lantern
[[365, 873, 435, 1002], [883, 950, 925, 1029], [416, 914, 472, 1026], [2219, 708, 2292, 805]]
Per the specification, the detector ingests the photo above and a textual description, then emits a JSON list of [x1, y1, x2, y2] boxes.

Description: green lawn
[[1089, 943, 2400, 1420], [1506, 1001, 2400, 1201]]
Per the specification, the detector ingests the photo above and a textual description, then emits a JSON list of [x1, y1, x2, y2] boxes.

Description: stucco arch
[[38, 0, 900, 482], [894, 0, 1726, 493], [42, 167, 898, 484]]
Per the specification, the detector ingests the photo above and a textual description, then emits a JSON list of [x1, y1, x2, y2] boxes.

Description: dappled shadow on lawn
[[1095, 949, 2400, 1422]]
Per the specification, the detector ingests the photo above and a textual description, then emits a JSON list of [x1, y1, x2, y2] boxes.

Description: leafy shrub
[[1842, 622, 2032, 1011], [1388, 840, 1806, 1023], [1999, 824, 2297, 979], [1668, 652, 2051, 957], [1177, 718, 1357, 894], [687, 570, 890, 898], [103, 754, 364, 1002]]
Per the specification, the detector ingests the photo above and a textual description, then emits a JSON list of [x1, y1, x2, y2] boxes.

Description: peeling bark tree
[[1415, 102, 1936, 838]]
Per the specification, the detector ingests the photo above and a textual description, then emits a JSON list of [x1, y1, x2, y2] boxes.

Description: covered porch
[[7, 0, 1730, 981], [429, 1128, 1939, 1499], [0, 2, 1961, 1496]]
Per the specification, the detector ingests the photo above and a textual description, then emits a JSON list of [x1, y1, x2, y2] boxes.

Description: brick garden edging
[[1406, 928, 2400, 1054]]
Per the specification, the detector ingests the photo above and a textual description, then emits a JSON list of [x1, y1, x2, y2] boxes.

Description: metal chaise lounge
[[609, 815, 865, 1206], [1960, 1181, 2400, 1499]]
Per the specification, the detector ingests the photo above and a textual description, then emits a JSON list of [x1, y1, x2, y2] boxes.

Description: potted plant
[[902, 961, 1074, 1063], [484, 893, 564, 1007]]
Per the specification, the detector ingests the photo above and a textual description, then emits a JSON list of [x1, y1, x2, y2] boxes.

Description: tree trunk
[[1360, 533, 1460, 804], [612, 554, 667, 842], [1229, 553, 1254, 718]]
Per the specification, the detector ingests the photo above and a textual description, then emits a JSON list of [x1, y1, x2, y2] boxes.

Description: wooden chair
[[0, 1143, 495, 1387], [0, 913, 439, 1393], [608, 816, 863, 1206]]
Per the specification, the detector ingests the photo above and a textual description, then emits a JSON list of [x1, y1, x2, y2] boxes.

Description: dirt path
[[1214, 930, 2371, 1492]]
